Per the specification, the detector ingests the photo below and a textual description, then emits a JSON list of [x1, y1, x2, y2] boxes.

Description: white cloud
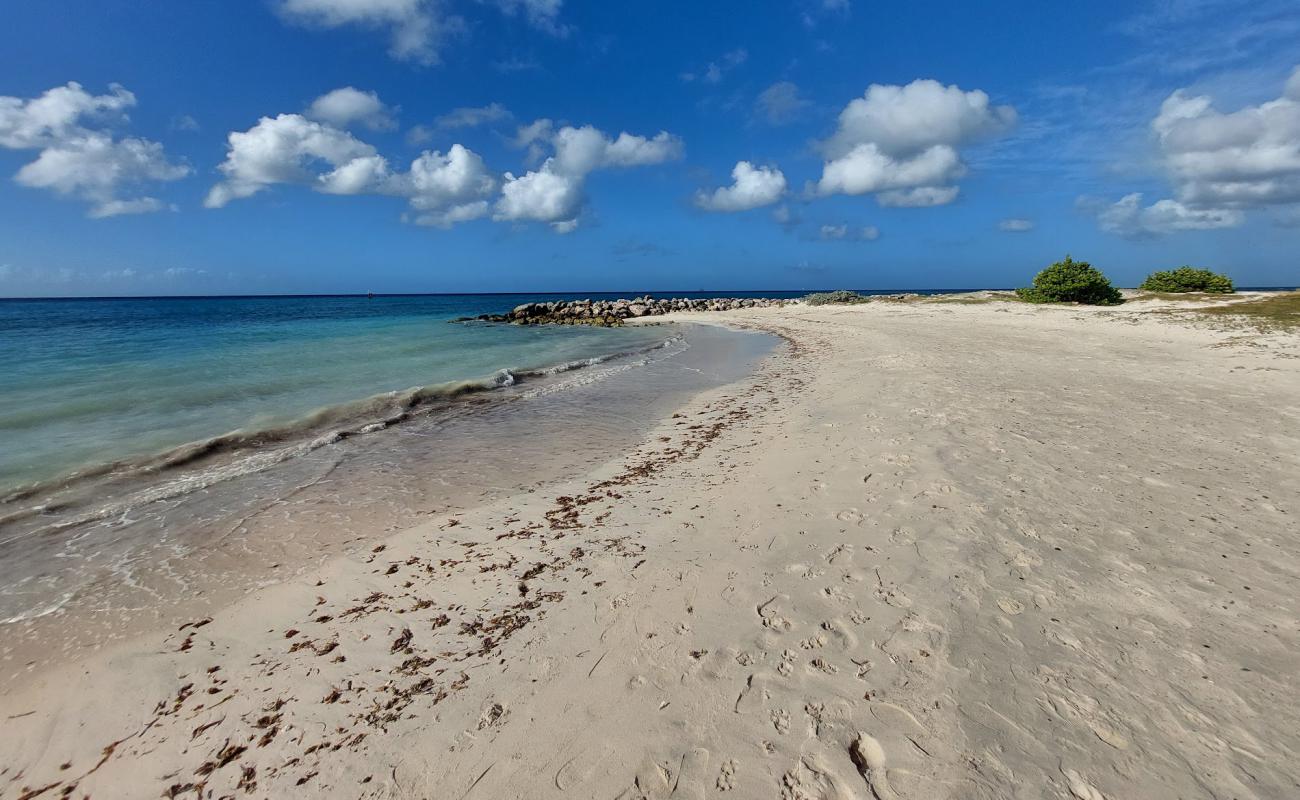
[[278, 0, 455, 64], [400, 144, 498, 226], [495, 167, 583, 230], [208, 111, 670, 233], [695, 161, 787, 212], [206, 113, 496, 226], [814, 78, 1014, 207], [998, 217, 1034, 232], [495, 124, 682, 231], [818, 144, 963, 198], [435, 102, 511, 129], [818, 223, 878, 241], [0, 82, 189, 218], [877, 186, 960, 207], [205, 114, 378, 207], [1091, 193, 1244, 238], [1089, 66, 1300, 236], [307, 87, 396, 130], [756, 81, 811, 125], [278, 0, 567, 63], [1151, 65, 1300, 208]]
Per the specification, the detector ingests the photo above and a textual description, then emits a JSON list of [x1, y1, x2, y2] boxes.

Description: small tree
[[1139, 266, 1234, 294], [1016, 255, 1123, 305]]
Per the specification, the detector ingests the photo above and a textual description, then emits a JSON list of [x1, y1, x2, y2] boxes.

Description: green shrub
[[804, 290, 869, 306], [1139, 266, 1234, 294], [1015, 255, 1123, 305]]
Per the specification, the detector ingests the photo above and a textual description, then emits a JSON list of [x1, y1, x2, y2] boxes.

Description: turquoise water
[[0, 294, 695, 494], [0, 295, 779, 638]]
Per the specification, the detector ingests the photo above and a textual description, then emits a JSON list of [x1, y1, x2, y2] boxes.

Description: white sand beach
[[3, 296, 1298, 800]]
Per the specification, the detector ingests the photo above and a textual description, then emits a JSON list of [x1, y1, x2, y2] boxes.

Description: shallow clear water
[[0, 294, 702, 493], [0, 296, 779, 661]]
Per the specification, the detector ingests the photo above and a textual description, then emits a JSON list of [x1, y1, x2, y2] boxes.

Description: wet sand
[[2, 297, 1298, 799]]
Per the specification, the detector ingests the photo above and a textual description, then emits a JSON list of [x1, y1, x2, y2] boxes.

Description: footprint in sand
[[772, 708, 791, 734], [1061, 767, 1108, 800], [850, 734, 900, 800], [836, 508, 864, 525], [888, 527, 915, 546], [996, 597, 1025, 616], [555, 743, 615, 791], [671, 747, 711, 799]]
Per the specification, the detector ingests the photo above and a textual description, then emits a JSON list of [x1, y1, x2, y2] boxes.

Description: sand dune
[[3, 298, 1298, 799]]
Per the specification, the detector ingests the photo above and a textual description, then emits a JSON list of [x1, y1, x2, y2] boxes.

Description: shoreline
[[0, 321, 777, 688], [2, 297, 1298, 799]]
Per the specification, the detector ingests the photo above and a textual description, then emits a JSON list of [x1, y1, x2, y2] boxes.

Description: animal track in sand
[[826, 544, 853, 564], [800, 633, 827, 650], [780, 754, 854, 800], [772, 708, 791, 734], [716, 759, 737, 791], [809, 657, 838, 675], [822, 585, 853, 604], [758, 595, 795, 631], [777, 649, 797, 677]]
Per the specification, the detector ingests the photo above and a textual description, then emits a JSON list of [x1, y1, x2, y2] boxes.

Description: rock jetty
[[460, 295, 793, 326]]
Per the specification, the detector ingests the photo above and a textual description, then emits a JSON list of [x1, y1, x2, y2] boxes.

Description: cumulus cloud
[[998, 217, 1034, 232], [695, 161, 787, 212], [205, 113, 496, 226], [1089, 66, 1300, 236], [814, 79, 1014, 207], [756, 81, 811, 125], [1152, 66, 1300, 208], [307, 87, 397, 130], [1089, 193, 1243, 238], [208, 111, 678, 233], [495, 124, 683, 231], [0, 82, 189, 217]]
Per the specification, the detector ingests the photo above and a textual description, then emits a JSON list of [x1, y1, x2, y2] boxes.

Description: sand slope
[[2, 299, 1298, 799]]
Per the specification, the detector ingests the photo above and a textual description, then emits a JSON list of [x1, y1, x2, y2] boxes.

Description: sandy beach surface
[[3, 296, 1298, 800]]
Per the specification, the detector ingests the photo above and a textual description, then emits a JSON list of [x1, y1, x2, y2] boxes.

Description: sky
[[1, 0, 1298, 296]]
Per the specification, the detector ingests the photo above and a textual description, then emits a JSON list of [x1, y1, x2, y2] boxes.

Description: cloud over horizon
[[0, 82, 189, 218]]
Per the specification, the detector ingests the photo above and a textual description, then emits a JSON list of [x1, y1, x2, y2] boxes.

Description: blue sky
[[1, 0, 1298, 296]]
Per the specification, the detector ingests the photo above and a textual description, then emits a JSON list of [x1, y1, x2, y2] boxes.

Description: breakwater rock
[[460, 295, 794, 326]]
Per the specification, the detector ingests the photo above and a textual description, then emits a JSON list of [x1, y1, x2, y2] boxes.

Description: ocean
[[0, 292, 788, 646]]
